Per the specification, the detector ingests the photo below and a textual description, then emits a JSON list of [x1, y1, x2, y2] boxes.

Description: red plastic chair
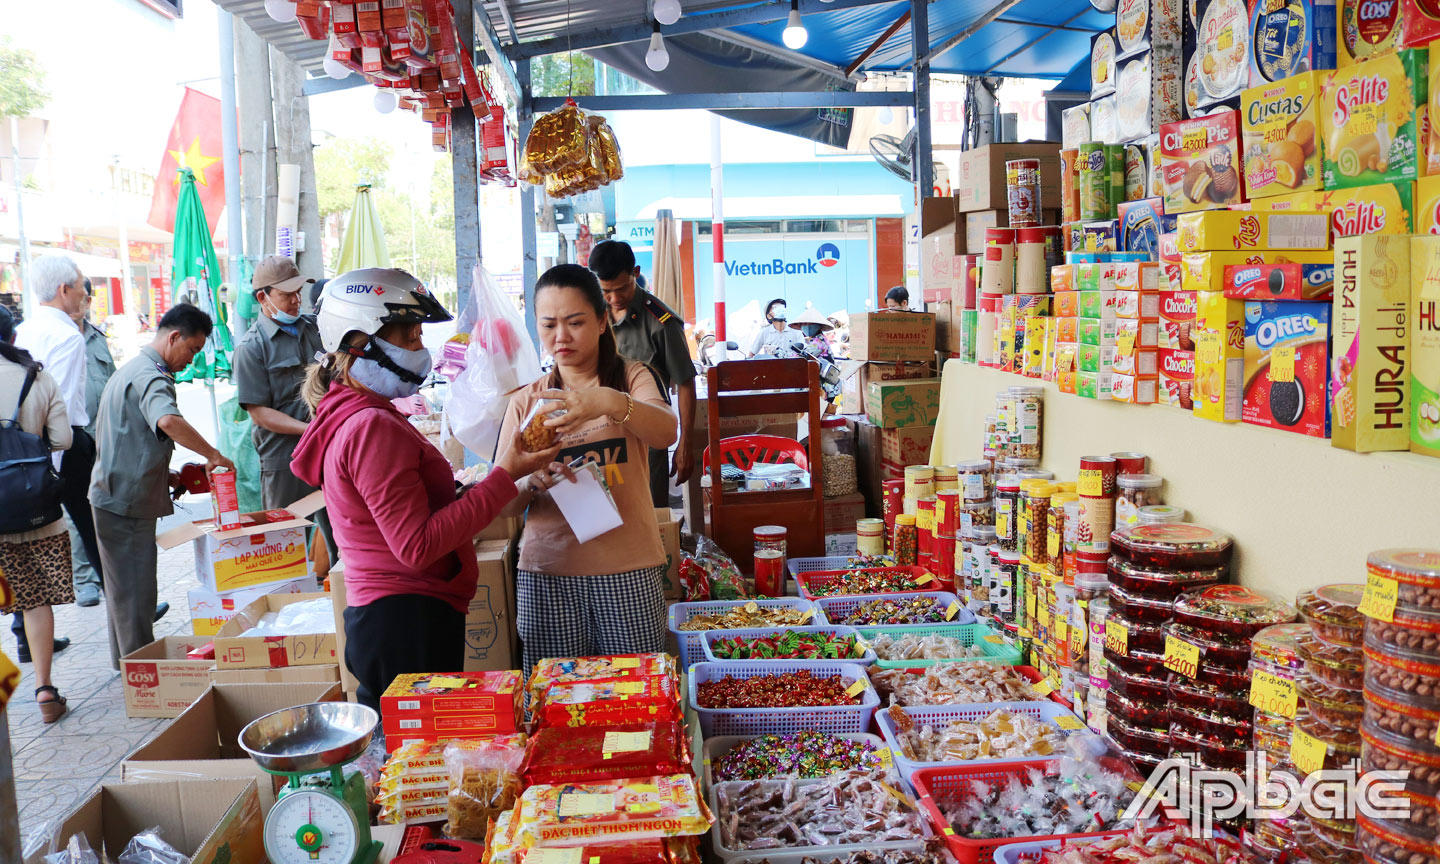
[[702, 434, 810, 473]]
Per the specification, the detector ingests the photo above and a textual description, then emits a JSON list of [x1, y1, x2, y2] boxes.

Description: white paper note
[[549, 462, 624, 543]]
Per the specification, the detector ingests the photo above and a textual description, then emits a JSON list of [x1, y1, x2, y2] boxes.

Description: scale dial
[[265, 789, 360, 864]]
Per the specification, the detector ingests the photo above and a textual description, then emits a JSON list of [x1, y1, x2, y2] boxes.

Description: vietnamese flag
[[147, 88, 226, 232]]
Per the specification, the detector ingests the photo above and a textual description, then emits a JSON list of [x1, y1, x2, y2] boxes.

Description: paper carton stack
[[379, 670, 523, 746]]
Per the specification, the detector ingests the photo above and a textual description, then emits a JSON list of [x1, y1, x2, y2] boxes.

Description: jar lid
[[895, 514, 916, 526], [1017, 470, 1054, 481], [970, 525, 997, 540], [1029, 482, 1057, 497], [1116, 473, 1163, 489], [1055, 481, 1077, 494], [1136, 505, 1185, 525], [1296, 584, 1364, 628], [754, 525, 787, 538], [1368, 549, 1440, 587], [1174, 585, 1296, 628], [1110, 523, 1234, 563], [996, 477, 1021, 490], [821, 416, 847, 429], [905, 465, 934, 478], [956, 459, 991, 472], [998, 549, 1022, 563], [1050, 491, 1075, 506], [933, 464, 958, 478], [917, 496, 936, 508], [1250, 622, 1310, 669], [1015, 227, 1048, 243], [857, 518, 885, 532]]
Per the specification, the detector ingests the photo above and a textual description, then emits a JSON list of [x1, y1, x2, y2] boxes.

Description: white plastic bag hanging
[[444, 263, 543, 457]]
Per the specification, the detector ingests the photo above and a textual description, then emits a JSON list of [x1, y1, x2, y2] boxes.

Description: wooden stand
[[705, 359, 825, 572]]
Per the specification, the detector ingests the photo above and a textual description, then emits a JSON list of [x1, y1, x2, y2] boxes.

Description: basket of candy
[[668, 599, 819, 667], [688, 661, 879, 737]]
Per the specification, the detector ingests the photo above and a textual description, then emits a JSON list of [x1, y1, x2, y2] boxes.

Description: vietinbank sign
[[725, 244, 841, 277]]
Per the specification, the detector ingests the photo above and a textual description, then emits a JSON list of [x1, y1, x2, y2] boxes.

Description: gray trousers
[[92, 506, 158, 669], [68, 516, 100, 591], [261, 468, 339, 568]]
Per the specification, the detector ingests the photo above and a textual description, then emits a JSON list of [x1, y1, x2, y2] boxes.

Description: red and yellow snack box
[[1242, 300, 1332, 438], [1159, 232, 1182, 290], [1160, 289, 1197, 350], [1161, 111, 1246, 214], [1159, 347, 1196, 408], [1181, 249, 1334, 293], [1176, 210, 1331, 251], [1113, 261, 1161, 292], [1058, 370, 1079, 395], [1222, 261, 1336, 301], [381, 671, 522, 730], [1242, 71, 1325, 199], [1193, 290, 1246, 422], [1417, 174, 1440, 234]]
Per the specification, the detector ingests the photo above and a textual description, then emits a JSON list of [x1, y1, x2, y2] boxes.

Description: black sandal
[[36, 685, 67, 724]]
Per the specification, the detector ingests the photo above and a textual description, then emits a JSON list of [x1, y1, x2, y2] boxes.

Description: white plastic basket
[[688, 660, 878, 737]]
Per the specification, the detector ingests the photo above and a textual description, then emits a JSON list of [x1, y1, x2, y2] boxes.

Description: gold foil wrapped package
[[524, 102, 590, 174], [592, 116, 624, 183]]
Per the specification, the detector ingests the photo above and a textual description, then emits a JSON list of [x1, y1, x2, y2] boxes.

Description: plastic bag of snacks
[[511, 839, 701, 864], [527, 654, 678, 711], [444, 737, 527, 840], [533, 675, 681, 730], [678, 536, 748, 601], [521, 722, 689, 786], [507, 774, 712, 848]]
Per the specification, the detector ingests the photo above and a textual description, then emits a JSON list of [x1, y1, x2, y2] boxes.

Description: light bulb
[[645, 23, 670, 72], [264, 0, 296, 22], [654, 0, 682, 26], [878, 106, 893, 124], [323, 35, 352, 79], [782, 2, 808, 50], [374, 89, 397, 114]]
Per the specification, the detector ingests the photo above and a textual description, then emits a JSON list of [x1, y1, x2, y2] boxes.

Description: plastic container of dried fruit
[[1364, 605, 1440, 664], [816, 591, 971, 627], [1109, 523, 1234, 570], [1105, 555, 1226, 598], [689, 660, 880, 738], [1106, 662, 1168, 703], [1101, 711, 1170, 756], [1297, 630, 1363, 690], [668, 598, 818, 668], [700, 731, 889, 792], [1361, 724, 1440, 798], [701, 625, 876, 665], [1105, 688, 1169, 728], [1172, 584, 1297, 639], [1297, 583, 1365, 648], [1105, 583, 1179, 623], [876, 701, 1087, 779], [1162, 621, 1253, 669], [854, 623, 1022, 669]]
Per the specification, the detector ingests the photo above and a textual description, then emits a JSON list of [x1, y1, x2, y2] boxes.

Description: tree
[[0, 36, 48, 119], [313, 137, 393, 220], [530, 52, 596, 98]]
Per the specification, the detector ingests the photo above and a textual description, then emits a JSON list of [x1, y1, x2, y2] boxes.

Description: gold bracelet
[[611, 392, 634, 425]]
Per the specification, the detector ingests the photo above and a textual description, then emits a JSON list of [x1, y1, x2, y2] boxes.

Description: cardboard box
[[866, 378, 942, 428], [839, 360, 933, 417], [848, 312, 937, 363], [1117, 199, 1175, 258], [157, 491, 324, 594], [1193, 291, 1246, 423], [930, 300, 958, 353], [121, 636, 215, 719], [1175, 210, 1331, 252], [1159, 347, 1197, 408], [656, 507, 682, 600], [1252, 182, 1416, 236], [1223, 261, 1336, 301], [326, 569, 360, 695], [212, 592, 338, 670], [823, 492, 867, 534], [465, 540, 518, 672], [1242, 300, 1332, 437], [478, 515, 520, 542], [1332, 235, 1410, 451], [953, 142, 1063, 213], [1248, 0, 1337, 86], [1117, 0, 1183, 60], [824, 533, 859, 557], [1322, 50, 1427, 189], [1411, 236, 1440, 459], [1241, 70, 1326, 199], [210, 665, 341, 685], [1160, 111, 1245, 214], [24, 780, 265, 864], [879, 425, 936, 467], [187, 576, 318, 637], [1181, 249, 1335, 293], [122, 682, 342, 815]]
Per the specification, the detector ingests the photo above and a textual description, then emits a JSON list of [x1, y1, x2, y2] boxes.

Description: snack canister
[[935, 535, 956, 586], [904, 464, 934, 505], [981, 228, 1017, 295], [1015, 227, 1048, 294], [1078, 455, 1119, 498], [211, 466, 241, 530], [916, 496, 937, 562], [1110, 451, 1148, 474], [977, 294, 1000, 367], [1007, 159, 1043, 228], [883, 479, 904, 535], [1078, 142, 1111, 221], [892, 514, 918, 566], [935, 488, 961, 539], [753, 549, 786, 597], [857, 518, 886, 557], [933, 464, 958, 492]]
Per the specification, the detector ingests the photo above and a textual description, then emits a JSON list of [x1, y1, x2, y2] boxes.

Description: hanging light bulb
[[645, 20, 670, 72], [878, 106, 893, 124], [654, 0, 682, 26], [323, 34, 352, 79], [263, 0, 297, 22], [374, 89, 397, 114], [782, 0, 808, 50]]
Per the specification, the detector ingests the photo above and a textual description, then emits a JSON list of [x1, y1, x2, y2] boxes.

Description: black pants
[[60, 427, 102, 582], [343, 594, 464, 713]]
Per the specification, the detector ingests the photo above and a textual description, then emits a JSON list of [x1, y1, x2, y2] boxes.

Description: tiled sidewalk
[[6, 503, 206, 857]]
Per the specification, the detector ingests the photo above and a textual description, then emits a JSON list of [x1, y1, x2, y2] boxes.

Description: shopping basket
[[668, 598, 817, 668], [854, 622, 1022, 668], [911, 757, 1141, 864], [699, 731, 889, 791], [688, 660, 878, 737], [797, 566, 955, 600], [815, 591, 972, 627], [873, 665, 1068, 708], [701, 625, 876, 665], [875, 701, 1087, 780]]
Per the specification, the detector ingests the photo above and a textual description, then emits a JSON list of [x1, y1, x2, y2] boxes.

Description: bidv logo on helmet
[[344, 284, 387, 296], [816, 243, 841, 269]]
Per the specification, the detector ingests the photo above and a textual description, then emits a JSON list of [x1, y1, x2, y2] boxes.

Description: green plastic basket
[[854, 622, 1022, 668]]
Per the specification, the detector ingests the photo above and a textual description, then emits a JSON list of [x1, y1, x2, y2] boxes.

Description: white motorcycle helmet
[[317, 268, 452, 352]]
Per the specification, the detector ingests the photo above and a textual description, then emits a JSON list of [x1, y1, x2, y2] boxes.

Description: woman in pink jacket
[[292, 269, 559, 710]]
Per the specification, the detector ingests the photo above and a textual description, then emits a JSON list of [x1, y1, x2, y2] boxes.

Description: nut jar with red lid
[[1110, 522, 1234, 570], [1366, 548, 1440, 612], [1172, 584, 1297, 639], [1365, 605, 1440, 664]]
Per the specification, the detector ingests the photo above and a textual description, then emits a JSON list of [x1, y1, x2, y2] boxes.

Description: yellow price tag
[[1249, 669, 1298, 718], [1055, 618, 1069, 645], [936, 498, 947, 527], [1077, 468, 1104, 497], [1032, 678, 1056, 696], [845, 679, 868, 698], [1433, 721, 1440, 748], [1164, 634, 1202, 679], [1070, 622, 1085, 657], [1055, 714, 1085, 731], [946, 601, 961, 620], [614, 681, 647, 695], [602, 730, 653, 757], [528, 850, 583, 864], [1038, 605, 1052, 628], [1019, 627, 1033, 638], [1270, 345, 1296, 383], [1027, 592, 1038, 621], [1047, 530, 1060, 560], [1196, 330, 1222, 365], [611, 657, 640, 669], [917, 509, 935, 533], [916, 573, 935, 586], [1360, 569, 1399, 623], [559, 793, 617, 817], [428, 675, 468, 689], [877, 747, 893, 767], [1291, 727, 1328, 775], [1116, 327, 1136, 357], [985, 635, 1005, 644], [799, 608, 817, 624], [1105, 619, 1128, 655], [996, 510, 1011, 540]]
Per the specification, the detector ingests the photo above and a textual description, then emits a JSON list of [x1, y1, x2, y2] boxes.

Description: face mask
[[263, 294, 301, 325], [350, 337, 433, 400]]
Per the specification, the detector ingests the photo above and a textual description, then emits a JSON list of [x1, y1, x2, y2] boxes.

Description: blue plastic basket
[[699, 732, 889, 791], [816, 591, 973, 627], [689, 660, 879, 737], [668, 598, 818, 668], [876, 701, 1088, 781], [701, 625, 876, 665], [854, 623, 1023, 668], [787, 555, 863, 580]]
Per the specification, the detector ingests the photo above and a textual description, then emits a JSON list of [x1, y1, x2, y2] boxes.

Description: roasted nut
[[1367, 617, 1440, 660]]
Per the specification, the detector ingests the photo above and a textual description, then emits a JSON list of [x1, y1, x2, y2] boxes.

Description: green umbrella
[[336, 183, 391, 273], [169, 167, 233, 382]]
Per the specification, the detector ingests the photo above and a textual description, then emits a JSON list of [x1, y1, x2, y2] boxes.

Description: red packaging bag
[[518, 839, 701, 863], [534, 675, 680, 730], [521, 722, 689, 787], [527, 654, 678, 710]]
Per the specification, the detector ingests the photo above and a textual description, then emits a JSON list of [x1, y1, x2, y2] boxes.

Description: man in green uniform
[[91, 304, 234, 668], [588, 240, 696, 507], [69, 279, 114, 606], [232, 256, 337, 566]]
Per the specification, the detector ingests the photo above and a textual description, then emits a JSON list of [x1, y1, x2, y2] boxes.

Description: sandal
[[36, 685, 67, 724]]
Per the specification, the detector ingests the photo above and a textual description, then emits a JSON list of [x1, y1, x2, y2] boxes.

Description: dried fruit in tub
[[939, 745, 1139, 839], [696, 669, 861, 708], [1026, 823, 1245, 863], [709, 630, 866, 661], [527, 654, 677, 709], [713, 770, 926, 851], [533, 676, 680, 730], [506, 774, 712, 849], [886, 704, 1066, 762], [676, 603, 813, 631], [869, 662, 1039, 706], [1172, 584, 1297, 638], [711, 731, 886, 782], [867, 632, 984, 661], [521, 722, 689, 786], [1296, 584, 1365, 648]]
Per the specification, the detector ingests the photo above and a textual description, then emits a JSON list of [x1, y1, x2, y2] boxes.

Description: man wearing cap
[[588, 239, 696, 507], [233, 256, 337, 565]]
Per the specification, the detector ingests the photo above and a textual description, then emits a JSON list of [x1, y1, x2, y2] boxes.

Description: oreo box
[[1242, 300, 1332, 437], [1118, 198, 1177, 257], [1222, 261, 1336, 300]]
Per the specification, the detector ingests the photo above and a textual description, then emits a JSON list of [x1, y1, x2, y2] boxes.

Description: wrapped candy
[[677, 603, 813, 631], [1029, 823, 1246, 863], [711, 731, 888, 782], [532, 675, 680, 729], [504, 774, 712, 849], [521, 723, 690, 786], [870, 662, 1041, 706], [886, 705, 1066, 762], [713, 770, 925, 852], [524, 101, 590, 175], [868, 632, 985, 661]]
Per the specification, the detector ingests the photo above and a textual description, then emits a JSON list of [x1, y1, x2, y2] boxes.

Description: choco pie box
[[1242, 300, 1332, 437]]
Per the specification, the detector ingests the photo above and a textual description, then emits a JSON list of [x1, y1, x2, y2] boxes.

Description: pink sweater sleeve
[[341, 413, 518, 571]]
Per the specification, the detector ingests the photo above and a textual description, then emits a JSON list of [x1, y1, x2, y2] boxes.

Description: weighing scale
[[239, 702, 383, 864]]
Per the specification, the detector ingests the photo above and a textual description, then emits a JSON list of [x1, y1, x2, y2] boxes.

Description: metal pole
[[112, 157, 135, 319], [910, 0, 934, 197], [518, 63, 539, 347], [709, 114, 725, 343], [218, 10, 245, 308], [452, 0, 481, 314], [10, 116, 33, 321]]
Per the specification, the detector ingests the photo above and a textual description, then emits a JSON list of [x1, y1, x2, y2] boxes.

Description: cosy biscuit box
[[1241, 70, 1325, 198], [1409, 236, 1440, 459], [1331, 235, 1410, 451], [1242, 300, 1332, 437], [1321, 49, 1428, 189], [1160, 111, 1246, 214], [1339, 0, 1404, 65]]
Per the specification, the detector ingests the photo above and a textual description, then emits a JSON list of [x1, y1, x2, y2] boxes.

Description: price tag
[[559, 793, 617, 817], [602, 730, 652, 758], [1047, 530, 1061, 561], [1116, 327, 1136, 357], [528, 850, 583, 864], [1360, 569, 1399, 622], [1055, 714, 1085, 731], [799, 608, 816, 624], [1249, 669, 1298, 718], [614, 681, 647, 696], [985, 635, 1005, 644], [428, 675, 468, 689], [845, 679, 868, 698], [1196, 330, 1222, 365], [1055, 617, 1069, 645], [611, 657, 641, 669], [1077, 468, 1104, 497], [946, 601, 961, 620], [1433, 722, 1440, 748], [916, 573, 935, 586], [1070, 623, 1085, 658], [1026, 591, 1038, 621], [1032, 677, 1056, 696], [853, 636, 871, 656], [1164, 634, 1202, 679], [936, 498, 947, 527], [877, 747, 893, 768], [996, 509, 1012, 540], [1270, 345, 1296, 383], [1019, 627, 1033, 638], [1038, 605, 1052, 628], [1291, 727, 1328, 776], [1105, 619, 1128, 654]]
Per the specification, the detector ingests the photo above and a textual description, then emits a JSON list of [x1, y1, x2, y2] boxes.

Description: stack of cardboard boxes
[[379, 669, 523, 747]]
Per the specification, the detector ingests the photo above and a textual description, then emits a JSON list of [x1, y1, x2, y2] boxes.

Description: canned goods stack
[[882, 478, 904, 543], [1071, 550, 1109, 728], [902, 465, 933, 516], [1356, 550, 1440, 863], [915, 496, 937, 571], [934, 488, 960, 586]]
